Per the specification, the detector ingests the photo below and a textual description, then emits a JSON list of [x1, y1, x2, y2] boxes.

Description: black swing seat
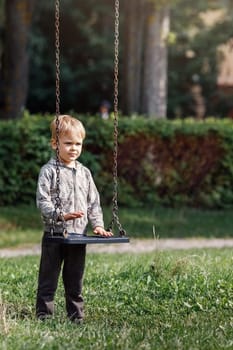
[[44, 232, 130, 245]]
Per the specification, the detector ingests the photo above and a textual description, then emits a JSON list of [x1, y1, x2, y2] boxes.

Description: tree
[[122, 0, 145, 115], [0, 0, 172, 118], [123, 0, 170, 118], [142, 3, 170, 118], [0, 0, 36, 119]]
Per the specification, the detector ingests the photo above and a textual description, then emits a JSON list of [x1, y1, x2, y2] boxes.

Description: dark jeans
[[36, 237, 86, 320]]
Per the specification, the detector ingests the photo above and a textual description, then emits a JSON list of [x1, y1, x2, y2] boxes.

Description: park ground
[[0, 237, 233, 257]]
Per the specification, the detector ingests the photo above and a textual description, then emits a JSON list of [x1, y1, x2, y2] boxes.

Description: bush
[[0, 113, 233, 208]]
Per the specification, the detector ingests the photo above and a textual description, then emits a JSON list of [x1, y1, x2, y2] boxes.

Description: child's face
[[52, 131, 83, 167]]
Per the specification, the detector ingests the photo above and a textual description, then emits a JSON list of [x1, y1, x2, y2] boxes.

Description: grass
[[0, 249, 232, 349], [0, 204, 232, 248]]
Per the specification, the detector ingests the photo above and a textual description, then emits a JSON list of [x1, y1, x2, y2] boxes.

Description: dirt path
[[0, 238, 233, 258]]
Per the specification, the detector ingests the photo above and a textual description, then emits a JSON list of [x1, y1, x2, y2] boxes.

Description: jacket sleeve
[[36, 166, 60, 222], [86, 171, 104, 229]]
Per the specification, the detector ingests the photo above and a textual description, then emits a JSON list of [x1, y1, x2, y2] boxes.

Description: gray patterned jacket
[[36, 158, 104, 234]]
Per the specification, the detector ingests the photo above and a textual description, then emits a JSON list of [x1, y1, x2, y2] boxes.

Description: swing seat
[[44, 233, 130, 245]]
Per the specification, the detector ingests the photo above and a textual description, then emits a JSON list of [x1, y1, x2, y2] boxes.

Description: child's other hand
[[64, 211, 84, 221], [93, 226, 113, 237]]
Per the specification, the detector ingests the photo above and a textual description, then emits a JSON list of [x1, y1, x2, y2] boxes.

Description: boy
[[36, 115, 112, 323]]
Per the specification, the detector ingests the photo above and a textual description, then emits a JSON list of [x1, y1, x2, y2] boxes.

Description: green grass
[[0, 204, 232, 248], [0, 249, 232, 349], [115, 206, 233, 239]]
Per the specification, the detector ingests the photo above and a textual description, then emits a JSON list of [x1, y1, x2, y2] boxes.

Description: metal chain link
[[55, 0, 60, 120], [108, 0, 126, 236], [52, 0, 67, 236], [54, 0, 61, 213]]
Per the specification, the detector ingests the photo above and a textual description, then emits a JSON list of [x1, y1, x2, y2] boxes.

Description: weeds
[[0, 293, 10, 335]]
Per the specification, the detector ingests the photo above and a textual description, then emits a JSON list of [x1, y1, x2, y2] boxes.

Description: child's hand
[[64, 211, 84, 221], [93, 226, 113, 237]]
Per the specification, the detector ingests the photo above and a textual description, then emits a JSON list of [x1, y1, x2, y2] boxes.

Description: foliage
[[0, 114, 51, 205], [87, 115, 233, 208], [1, 0, 233, 118], [168, 0, 233, 118], [27, 0, 115, 114], [27, 0, 233, 118], [1, 113, 233, 208], [0, 249, 232, 349], [116, 119, 233, 208], [1, 0, 233, 120]]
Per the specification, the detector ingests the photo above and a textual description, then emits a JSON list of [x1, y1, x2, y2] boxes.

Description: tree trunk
[[1, 0, 36, 119], [122, 0, 145, 115], [142, 4, 170, 118]]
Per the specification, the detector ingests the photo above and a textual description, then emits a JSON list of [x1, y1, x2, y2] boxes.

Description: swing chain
[[55, 0, 60, 119], [53, 0, 125, 237], [108, 0, 126, 236], [52, 0, 66, 236]]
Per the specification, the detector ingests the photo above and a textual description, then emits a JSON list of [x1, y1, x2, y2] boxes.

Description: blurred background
[[0, 0, 233, 244], [1, 0, 233, 119]]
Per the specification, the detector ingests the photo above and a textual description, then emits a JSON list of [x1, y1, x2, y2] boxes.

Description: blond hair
[[50, 115, 86, 140]]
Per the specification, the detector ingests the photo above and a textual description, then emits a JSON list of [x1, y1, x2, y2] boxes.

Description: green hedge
[[0, 113, 233, 208]]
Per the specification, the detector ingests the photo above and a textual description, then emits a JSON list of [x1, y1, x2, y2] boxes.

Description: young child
[[36, 114, 112, 323]]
